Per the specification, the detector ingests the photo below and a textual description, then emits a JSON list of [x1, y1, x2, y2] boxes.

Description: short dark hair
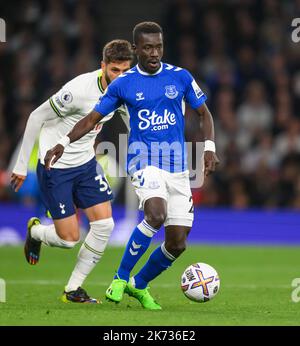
[[133, 21, 163, 45], [102, 39, 134, 64]]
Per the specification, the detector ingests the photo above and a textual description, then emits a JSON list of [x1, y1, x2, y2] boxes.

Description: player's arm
[[195, 103, 220, 177], [183, 70, 219, 177], [11, 101, 58, 192], [44, 110, 104, 169]]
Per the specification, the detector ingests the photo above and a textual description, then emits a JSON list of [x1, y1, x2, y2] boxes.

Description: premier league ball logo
[[60, 91, 73, 105]]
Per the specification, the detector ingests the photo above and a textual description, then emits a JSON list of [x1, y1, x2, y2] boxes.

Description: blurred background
[[0, 0, 300, 245]]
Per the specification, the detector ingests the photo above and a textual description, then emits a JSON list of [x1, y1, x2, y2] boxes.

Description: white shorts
[[131, 166, 194, 227]]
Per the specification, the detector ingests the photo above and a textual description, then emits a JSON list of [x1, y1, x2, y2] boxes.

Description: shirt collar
[[136, 63, 163, 76], [97, 69, 105, 93]]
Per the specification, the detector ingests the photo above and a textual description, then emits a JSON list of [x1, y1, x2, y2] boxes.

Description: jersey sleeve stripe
[[49, 97, 63, 118]]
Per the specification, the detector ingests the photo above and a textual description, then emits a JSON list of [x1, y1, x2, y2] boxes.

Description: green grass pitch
[[0, 244, 300, 326]]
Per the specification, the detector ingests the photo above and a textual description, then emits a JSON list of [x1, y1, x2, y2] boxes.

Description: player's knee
[[56, 230, 80, 247], [54, 222, 80, 243], [165, 242, 186, 258], [59, 233, 80, 243], [145, 212, 166, 229], [90, 217, 114, 239]]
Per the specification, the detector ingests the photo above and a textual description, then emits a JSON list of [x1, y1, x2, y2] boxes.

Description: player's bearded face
[[103, 61, 131, 85], [135, 33, 163, 74], [104, 70, 112, 85]]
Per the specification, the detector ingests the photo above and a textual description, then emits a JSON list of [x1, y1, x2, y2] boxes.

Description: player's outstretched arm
[[11, 101, 58, 192], [44, 110, 103, 170], [196, 103, 220, 176]]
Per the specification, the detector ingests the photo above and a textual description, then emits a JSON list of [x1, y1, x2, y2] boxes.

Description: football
[[181, 263, 220, 303]]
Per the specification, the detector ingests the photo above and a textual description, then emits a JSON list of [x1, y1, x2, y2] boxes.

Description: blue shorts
[[37, 158, 113, 219]]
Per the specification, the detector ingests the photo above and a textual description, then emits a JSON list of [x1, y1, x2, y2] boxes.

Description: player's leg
[[115, 197, 167, 281], [106, 166, 167, 303], [126, 170, 193, 309], [25, 215, 80, 264], [24, 162, 80, 264], [34, 215, 80, 243], [64, 201, 113, 294], [125, 226, 190, 310], [62, 158, 114, 303], [106, 197, 166, 302], [132, 225, 191, 289]]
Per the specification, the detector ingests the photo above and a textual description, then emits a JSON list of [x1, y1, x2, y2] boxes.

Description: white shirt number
[[95, 174, 112, 195]]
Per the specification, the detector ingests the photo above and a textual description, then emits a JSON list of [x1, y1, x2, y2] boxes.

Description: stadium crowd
[[0, 0, 299, 209]]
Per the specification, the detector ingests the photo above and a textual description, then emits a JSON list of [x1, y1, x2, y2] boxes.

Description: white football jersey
[[13, 69, 128, 175], [42, 69, 114, 168]]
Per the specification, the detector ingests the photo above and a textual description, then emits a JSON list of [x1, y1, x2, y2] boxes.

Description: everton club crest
[[165, 85, 178, 99]]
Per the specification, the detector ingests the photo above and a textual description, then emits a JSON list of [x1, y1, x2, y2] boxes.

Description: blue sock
[[115, 220, 158, 281], [133, 242, 176, 289]]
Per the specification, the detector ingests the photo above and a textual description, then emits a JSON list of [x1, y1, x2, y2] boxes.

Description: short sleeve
[[183, 70, 207, 109], [94, 80, 123, 116]]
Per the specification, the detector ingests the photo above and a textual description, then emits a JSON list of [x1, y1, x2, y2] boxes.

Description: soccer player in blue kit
[[45, 22, 219, 309]]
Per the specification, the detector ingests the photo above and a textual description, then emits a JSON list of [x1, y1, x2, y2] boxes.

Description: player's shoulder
[[115, 67, 137, 83], [105, 67, 137, 94], [63, 69, 100, 93], [64, 69, 100, 87], [162, 63, 185, 73], [162, 63, 193, 82]]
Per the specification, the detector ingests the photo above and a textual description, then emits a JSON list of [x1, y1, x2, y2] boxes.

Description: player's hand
[[204, 151, 220, 177], [44, 144, 65, 170], [10, 173, 26, 192]]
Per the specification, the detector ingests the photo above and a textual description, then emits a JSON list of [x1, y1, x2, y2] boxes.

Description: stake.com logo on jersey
[[138, 109, 176, 132]]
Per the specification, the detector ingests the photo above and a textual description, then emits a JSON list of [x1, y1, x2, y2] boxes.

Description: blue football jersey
[[94, 63, 207, 174]]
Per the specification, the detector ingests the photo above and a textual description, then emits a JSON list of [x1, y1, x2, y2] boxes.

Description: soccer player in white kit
[[11, 40, 133, 303]]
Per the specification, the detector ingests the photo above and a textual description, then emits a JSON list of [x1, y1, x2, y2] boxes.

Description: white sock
[[65, 217, 114, 292], [31, 224, 78, 248]]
